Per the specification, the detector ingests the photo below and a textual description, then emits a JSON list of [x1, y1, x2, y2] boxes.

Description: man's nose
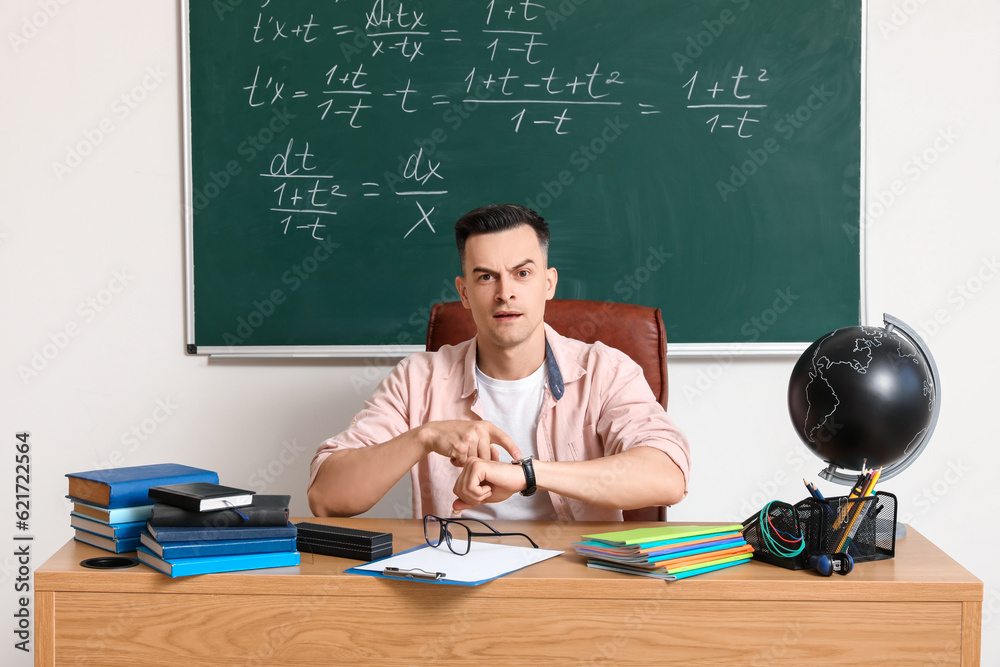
[[494, 275, 515, 301]]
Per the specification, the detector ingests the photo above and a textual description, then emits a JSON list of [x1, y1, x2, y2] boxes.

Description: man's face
[[456, 224, 558, 355]]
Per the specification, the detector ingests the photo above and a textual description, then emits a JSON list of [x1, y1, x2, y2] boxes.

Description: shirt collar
[[460, 323, 583, 402], [544, 336, 565, 400]]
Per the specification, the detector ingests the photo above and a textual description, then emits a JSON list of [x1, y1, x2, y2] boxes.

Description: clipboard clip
[[382, 566, 445, 581]]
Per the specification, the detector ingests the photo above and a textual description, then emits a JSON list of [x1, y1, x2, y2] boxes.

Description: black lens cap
[[80, 556, 140, 569]]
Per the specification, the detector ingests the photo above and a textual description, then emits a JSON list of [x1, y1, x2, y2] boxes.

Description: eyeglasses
[[423, 515, 539, 555]]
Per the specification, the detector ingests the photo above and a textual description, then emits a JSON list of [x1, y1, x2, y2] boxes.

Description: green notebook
[[582, 525, 745, 547]]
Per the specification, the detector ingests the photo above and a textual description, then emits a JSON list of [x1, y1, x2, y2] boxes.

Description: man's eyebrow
[[471, 259, 536, 274]]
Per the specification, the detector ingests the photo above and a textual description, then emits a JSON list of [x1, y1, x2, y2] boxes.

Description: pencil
[[835, 467, 882, 552]]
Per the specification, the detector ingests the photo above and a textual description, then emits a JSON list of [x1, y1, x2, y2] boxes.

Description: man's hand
[[417, 420, 521, 466], [452, 459, 527, 511]]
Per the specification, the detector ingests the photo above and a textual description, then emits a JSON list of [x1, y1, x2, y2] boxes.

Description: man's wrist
[[511, 456, 537, 496], [413, 423, 433, 456]]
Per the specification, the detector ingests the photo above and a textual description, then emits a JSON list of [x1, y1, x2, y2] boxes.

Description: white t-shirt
[[461, 362, 558, 521]]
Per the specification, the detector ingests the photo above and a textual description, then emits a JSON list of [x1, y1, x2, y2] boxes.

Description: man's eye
[[479, 275, 493, 282], [518, 270, 530, 278]]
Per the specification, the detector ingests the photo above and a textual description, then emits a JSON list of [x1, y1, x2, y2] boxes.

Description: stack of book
[[136, 483, 299, 577], [573, 524, 754, 581], [66, 463, 219, 554]]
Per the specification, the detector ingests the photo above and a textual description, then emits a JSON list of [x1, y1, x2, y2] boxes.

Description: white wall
[[2, 0, 997, 664]]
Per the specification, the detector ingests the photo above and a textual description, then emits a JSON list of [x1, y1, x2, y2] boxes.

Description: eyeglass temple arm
[[466, 530, 539, 548]]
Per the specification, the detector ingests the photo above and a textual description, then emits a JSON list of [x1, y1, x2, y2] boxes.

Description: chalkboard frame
[[181, 0, 868, 358]]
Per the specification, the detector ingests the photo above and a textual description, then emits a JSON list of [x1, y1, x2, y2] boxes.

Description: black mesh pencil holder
[[742, 500, 810, 570], [796, 491, 897, 564], [743, 492, 897, 570]]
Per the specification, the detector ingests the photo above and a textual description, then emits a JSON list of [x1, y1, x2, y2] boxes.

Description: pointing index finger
[[488, 423, 521, 460]]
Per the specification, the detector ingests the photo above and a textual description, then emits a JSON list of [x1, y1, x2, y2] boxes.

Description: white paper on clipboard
[[347, 541, 563, 585]]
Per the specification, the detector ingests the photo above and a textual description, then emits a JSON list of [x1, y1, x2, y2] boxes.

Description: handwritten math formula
[[243, 1, 629, 135], [225, 0, 778, 240], [242, 0, 640, 240], [683, 67, 770, 138]]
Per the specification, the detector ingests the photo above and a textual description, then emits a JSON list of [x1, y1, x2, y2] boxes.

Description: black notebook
[[148, 482, 255, 512], [148, 494, 289, 527]]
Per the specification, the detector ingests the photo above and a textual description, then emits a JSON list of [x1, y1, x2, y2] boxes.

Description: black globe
[[788, 324, 936, 472]]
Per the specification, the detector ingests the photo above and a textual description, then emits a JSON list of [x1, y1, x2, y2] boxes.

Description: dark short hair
[[454, 204, 549, 269]]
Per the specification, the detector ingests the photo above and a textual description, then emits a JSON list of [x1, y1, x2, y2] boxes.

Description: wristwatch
[[511, 456, 537, 497]]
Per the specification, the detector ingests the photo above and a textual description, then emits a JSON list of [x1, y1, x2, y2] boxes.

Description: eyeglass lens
[[424, 515, 443, 547], [424, 516, 475, 555], [444, 521, 471, 555]]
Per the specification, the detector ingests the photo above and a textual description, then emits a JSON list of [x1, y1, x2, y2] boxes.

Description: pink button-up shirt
[[309, 324, 690, 521]]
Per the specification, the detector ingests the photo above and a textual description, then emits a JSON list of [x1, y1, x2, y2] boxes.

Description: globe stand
[[813, 314, 942, 539]]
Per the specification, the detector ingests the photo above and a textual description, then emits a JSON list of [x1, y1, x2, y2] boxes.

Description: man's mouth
[[493, 311, 522, 321]]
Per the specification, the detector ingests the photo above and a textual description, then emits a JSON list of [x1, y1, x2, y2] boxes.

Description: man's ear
[[456, 275, 471, 309], [545, 267, 558, 300]]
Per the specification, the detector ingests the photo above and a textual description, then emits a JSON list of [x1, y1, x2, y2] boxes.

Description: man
[[308, 204, 689, 521]]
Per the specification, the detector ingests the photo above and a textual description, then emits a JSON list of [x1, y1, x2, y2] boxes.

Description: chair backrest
[[426, 298, 669, 521], [426, 299, 668, 407]]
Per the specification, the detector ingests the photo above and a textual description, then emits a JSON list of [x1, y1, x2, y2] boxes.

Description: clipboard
[[345, 541, 563, 586]]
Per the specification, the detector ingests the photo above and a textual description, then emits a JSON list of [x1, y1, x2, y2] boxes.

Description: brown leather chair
[[426, 298, 669, 521]]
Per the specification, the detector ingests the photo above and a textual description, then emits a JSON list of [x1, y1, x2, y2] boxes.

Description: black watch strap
[[512, 456, 537, 497]]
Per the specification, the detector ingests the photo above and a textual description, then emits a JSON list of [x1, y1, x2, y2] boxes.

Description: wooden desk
[[35, 520, 982, 666]]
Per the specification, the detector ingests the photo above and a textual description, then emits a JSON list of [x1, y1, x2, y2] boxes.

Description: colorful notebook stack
[[136, 485, 299, 578], [574, 524, 754, 581], [66, 463, 219, 554]]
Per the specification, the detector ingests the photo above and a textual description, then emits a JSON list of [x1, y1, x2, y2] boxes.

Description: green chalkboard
[[185, 0, 862, 352]]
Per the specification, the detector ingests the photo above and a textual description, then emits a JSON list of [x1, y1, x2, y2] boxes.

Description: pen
[[382, 567, 445, 581], [850, 471, 868, 498]]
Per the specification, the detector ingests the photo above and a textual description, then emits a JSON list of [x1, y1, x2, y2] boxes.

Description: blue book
[[71, 513, 146, 539], [73, 529, 142, 553], [66, 463, 218, 509], [139, 531, 297, 559], [146, 521, 297, 543], [136, 546, 300, 577], [71, 500, 154, 524]]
